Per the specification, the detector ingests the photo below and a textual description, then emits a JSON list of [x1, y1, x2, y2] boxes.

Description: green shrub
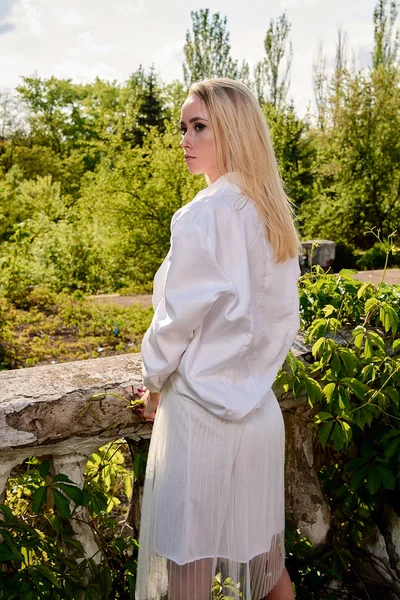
[[281, 267, 400, 599]]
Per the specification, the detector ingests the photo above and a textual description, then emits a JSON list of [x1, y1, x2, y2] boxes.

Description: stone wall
[[0, 344, 398, 595]]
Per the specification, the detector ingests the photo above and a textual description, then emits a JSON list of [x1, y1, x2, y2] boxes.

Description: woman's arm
[[141, 218, 234, 393]]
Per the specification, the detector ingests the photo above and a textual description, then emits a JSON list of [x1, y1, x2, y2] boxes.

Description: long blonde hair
[[188, 78, 300, 262]]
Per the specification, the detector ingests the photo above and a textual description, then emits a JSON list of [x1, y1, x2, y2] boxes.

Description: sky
[[0, 0, 390, 116]]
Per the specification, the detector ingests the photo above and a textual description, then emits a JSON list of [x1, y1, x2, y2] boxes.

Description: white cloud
[[115, 0, 145, 17], [53, 59, 121, 83], [15, 0, 44, 35], [51, 6, 86, 26], [0, 0, 383, 116], [67, 31, 120, 57], [152, 40, 185, 77]]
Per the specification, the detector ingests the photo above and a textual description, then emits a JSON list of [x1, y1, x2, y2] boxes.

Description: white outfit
[[136, 174, 300, 600]]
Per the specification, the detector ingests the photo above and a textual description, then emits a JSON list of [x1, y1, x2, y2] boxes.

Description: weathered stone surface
[[361, 523, 400, 599], [0, 353, 150, 451], [0, 334, 334, 556], [282, 401, 331, 547]]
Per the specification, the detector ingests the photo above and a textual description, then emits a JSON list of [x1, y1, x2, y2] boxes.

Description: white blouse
[[141, 174, 300, 421]]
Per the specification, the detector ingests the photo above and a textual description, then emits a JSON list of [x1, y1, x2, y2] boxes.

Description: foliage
[[278, 266, 400, 598], [85, 442, 133, 515], [0, 289, 153, 369], [0, 447, 139, 599], [1, 2, 399, 294], [301, 62, 400, 246], [262, 102, 314, 211], [182, 9, 243, 86], [254, 12, 293, 107], [372, 0, 399, 69]]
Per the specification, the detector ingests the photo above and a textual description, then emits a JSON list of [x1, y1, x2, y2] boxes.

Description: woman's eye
[[195, 123, 205, 131], [180, 127, 187, 135]]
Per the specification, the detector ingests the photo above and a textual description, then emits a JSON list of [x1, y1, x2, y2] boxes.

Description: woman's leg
[[167, 558, 213, 600], [263, 567, 295, 600]]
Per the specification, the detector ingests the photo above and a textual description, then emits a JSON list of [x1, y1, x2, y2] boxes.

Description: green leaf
[[322, 304, 336, 317], [337, 387, 351, 412], [367, 467, 381, 495], [99, 567, 113, 597], [323, 382, 337, 403], [87, 489, 108, 515], [312, 337, 326, 359], [357, 282, 372, 299], [367, 331, 386, 352], [378, 465, 396, 490], [0, 546, 24, 562], [38, 460, 51, 479], [380, 303, 399, 335], [353, 331, 365, 350], [52, 474, 73, 483], [319, 421, 334, 448], [331, 422, 346, 450], [0, 504, 16, 522], [55, 482, 84, 505], [342, 378, 371, 402], [393, 338, 400, 353], [365, 297, 380, 314], [353, 406, 374, 429], [386, 387, 399, 406], [44, 512, 63, 534], [305, 377, 322, 404], [52, 488, 71, 518], [346, 457, 367, 471], [31, 486, 47, 515], [339, 348, 358, 376], [340, 420, 352, 444], [350, 465, 368, 489], [331, 353, 342, 378], [315, 411, 334, 423], [308, 318, 327, 341], [364, 337, 373, 359], [32, 565, 61, 588]]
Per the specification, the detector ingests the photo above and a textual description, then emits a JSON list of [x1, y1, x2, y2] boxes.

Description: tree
[[263, 103, 314, 215], [16, 76, 88, 155], [301, 65, 400, 247], [312, 41, 328, 131], [132, 66, 166, 146], [0, 92, 27, 174], [372, 0, 399, 69], [255, 12, 293, 107], [182, 9, 239, 86]]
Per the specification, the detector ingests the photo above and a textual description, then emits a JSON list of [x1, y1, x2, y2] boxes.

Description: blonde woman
[[135, 78, 300, 600]]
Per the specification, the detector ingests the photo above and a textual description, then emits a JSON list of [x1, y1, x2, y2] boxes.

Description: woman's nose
[[179, 133, 191, 149]]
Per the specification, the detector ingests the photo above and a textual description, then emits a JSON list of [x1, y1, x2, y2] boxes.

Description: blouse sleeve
[[141, 219, 235, 392]]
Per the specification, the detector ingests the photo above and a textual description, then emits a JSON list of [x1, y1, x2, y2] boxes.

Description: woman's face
[[179, 95, 219, 183]]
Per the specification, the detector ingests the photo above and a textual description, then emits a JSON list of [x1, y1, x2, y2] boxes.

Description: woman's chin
[[186, 163, 201, 175]]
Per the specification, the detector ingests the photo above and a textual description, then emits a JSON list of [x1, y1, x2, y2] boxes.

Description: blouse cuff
[[142, 377, 163, 394]]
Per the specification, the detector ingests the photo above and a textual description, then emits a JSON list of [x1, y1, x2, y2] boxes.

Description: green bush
[[356, 241, 400, 271], [0, 448, 140, 599], [281, 267, 400, 599]]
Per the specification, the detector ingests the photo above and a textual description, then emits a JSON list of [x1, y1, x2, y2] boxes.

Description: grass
[[0, 287, 154, 370]]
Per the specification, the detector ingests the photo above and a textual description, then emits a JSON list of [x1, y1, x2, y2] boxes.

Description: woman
[[135, 78, 300, 600]]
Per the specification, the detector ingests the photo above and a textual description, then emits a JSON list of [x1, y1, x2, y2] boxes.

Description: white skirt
[[135, 378, 286, 600]]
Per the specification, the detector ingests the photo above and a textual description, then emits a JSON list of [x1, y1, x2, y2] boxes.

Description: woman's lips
[[184, 156, 195, 161]]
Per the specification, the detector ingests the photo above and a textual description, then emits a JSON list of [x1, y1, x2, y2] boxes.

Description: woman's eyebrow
[[179, 116, 208, 126]]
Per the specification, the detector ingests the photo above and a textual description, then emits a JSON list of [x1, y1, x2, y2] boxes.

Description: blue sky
[[0, 0, 390, 115]]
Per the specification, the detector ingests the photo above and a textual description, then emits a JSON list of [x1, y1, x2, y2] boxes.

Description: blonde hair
[[188, 78, 300, 262]]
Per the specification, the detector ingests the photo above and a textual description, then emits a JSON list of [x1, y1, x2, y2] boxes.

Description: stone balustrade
[[0, 341, 398, 596]]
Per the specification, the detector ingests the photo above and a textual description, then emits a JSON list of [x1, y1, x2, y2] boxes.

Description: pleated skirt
[[135, 378, 286, 600]]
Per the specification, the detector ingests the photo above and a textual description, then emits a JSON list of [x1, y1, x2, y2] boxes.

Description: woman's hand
[[136, 386, 160, 422]]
